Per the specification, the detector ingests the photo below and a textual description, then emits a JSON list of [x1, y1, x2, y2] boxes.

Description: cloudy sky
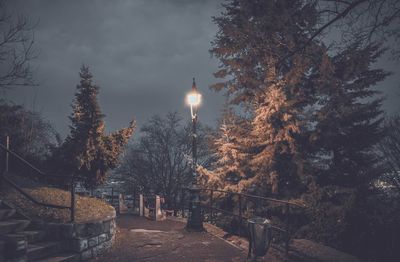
[[4, 0, 225, 137], [3, 0, 400, 138]]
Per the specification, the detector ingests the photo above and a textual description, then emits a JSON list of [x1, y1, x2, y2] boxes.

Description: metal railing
[[179, 187, 306, 254], [87, 186, 123, 213], [0, 143, 81, 222]]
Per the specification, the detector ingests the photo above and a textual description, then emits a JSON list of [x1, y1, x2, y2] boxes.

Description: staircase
[[0, 200, 79, 262]]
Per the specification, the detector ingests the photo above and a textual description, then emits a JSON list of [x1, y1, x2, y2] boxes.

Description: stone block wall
[[43, 212, 116, 261]]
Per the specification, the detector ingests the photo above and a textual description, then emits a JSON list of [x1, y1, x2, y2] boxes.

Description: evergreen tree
[[301, 42, 389, 254], [210, 0, 394, 258], [62, 65, 136, 189], [312, 42, 388, 188], [210, 0, 324, 197], [202, 107, 250, 192]]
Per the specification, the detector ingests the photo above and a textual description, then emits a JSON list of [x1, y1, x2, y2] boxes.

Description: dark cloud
[[4, 0, 225, 137], [3, 0, 399, 138]]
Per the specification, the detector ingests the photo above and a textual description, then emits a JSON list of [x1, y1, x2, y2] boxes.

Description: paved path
[[91, 214, 247, 262]]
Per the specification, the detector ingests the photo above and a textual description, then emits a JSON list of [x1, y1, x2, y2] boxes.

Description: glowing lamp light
[[186, 78, 202, 119], [187, 92, 202, 107]]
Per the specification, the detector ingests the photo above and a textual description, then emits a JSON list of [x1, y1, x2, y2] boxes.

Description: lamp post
[[185, 77, 204, 231]]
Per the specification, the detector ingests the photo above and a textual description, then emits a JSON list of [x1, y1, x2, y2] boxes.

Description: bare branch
[[278, 0, 368, 66], [0, 0, 38, 89]]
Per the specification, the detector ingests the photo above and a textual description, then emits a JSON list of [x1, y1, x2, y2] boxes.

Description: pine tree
[[312, 42, 388, 188], [65, 65, 104, 174], [62, 65, 136, 189], [204, 107, 250, 192], [301, 42, 390, 252], [210, 0, 324, 197]]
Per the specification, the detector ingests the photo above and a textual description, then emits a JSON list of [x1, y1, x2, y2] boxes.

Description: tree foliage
[[210, 0, 327, 197], [210, 1, 392, 260], [0, 101, 58, 160], [311, 42, 388, 188], [378, 115, 400, 191], [210, 0, 388, 197], [198, 107, 250, 191], [57, 65, 135, 189]]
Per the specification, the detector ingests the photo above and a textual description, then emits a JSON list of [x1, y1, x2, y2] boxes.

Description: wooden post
[[238, 193, 242, 236], [285, 203, 290, 255], [181, 188, 185, 218], [209, 190, 214, 222], [70, 176, 75, 222], [133, 187, 136, 212], [119, 194, 122, 214], [5, 135, 9, 173], [111, 187, 114, 205]]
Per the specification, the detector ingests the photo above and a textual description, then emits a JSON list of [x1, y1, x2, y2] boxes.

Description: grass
[[0, 185, 115, 223]]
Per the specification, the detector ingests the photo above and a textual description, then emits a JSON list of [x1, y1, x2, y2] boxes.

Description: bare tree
[[378, 115, 400, 191], [0, 0, 38, 89], [0, 102, 59, 161], [320, 1, 399, 48], [280, 0, 400, 63], [117, 112, 211, 208]]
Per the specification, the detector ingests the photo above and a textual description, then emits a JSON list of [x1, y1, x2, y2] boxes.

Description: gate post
[[5, 135, 9, 173], [139, 194, 144, 216], [155, 195, 162, 221]]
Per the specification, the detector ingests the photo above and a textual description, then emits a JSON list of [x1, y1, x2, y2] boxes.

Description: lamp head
[[186, 78, 202, 107]]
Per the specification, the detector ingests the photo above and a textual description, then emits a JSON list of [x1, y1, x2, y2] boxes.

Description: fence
[[1, 136, 305, 253], [178, 187, 305, 254]]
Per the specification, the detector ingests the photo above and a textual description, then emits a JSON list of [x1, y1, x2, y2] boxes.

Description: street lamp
[[185, 77, 204, 231]]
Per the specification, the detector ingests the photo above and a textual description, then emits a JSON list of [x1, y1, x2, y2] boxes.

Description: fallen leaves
[[0, 186, 115, 223]]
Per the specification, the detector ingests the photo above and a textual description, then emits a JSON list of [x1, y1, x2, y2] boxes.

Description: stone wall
[[43, 211, 116, 261]]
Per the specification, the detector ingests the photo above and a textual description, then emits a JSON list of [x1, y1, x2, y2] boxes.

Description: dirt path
[[91, 214, 246, 262]]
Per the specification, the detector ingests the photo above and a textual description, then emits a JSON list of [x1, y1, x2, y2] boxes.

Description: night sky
[[3, 0, 400, 138]]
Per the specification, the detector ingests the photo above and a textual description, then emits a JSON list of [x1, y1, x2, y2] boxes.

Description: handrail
[[182, 187, 306, 208], [2, 175, 70, 209], [0, 142, 76, 221], [0, 143, 47, 176], [0, 143, 85, 180], [181, 186, 303, 255], [201, 201, 290, 233]]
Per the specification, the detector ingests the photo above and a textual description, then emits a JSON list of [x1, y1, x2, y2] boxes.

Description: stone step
[[0, 220, 25, 234], [13, 219, 32, 232], [27, 241, 59, 261], [0, 233, 28, 258], [20, 230, 46, 244], [0, 240, 5, 262], [35, 252, 80, 262], [0, 208, 16, 221]]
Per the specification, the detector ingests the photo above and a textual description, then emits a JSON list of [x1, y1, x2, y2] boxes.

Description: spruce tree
[[210, 0, 324, 197], [63, 65, 136, 189], [302, 42, 389, 251], [312, 42, 388, 188], [65, 65, 104, 173], [205, 107, 250, 192]]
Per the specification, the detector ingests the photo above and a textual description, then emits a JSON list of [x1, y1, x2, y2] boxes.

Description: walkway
[[89, 214, 360, 262], [91, 214, 247, 262]]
